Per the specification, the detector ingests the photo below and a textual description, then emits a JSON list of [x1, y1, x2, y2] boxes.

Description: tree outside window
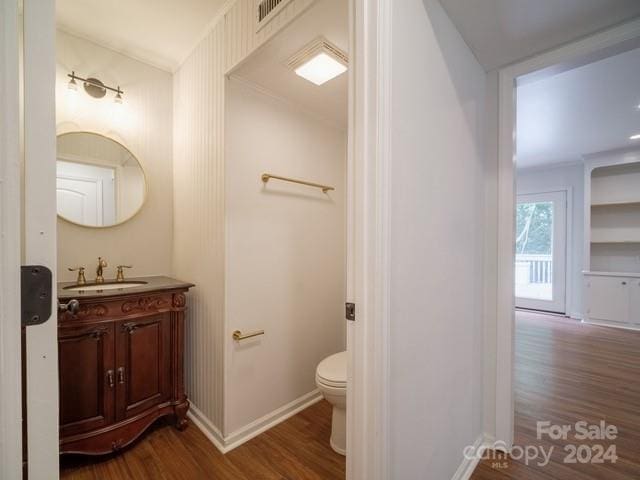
[[516, 202, 553, 255]]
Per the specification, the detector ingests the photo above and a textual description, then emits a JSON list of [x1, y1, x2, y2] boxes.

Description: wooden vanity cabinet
[[58, 281, 192, 455]]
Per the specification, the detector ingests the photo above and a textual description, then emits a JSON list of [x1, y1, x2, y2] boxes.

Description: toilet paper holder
[[232, 329, 265, 341]]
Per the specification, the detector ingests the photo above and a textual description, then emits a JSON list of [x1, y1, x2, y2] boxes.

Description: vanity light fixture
[[287, 37, 348, 86], [630, 134, 640, 140], [67, 75, 78, 91], [67, 71, 124, 103]]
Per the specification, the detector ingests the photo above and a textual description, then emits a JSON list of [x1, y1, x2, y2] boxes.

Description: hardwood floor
[[472, 311, 640, 479], [60, 400, 345, 480]]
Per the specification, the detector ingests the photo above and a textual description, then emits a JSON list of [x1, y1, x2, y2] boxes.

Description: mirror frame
[[56, 131, 148, 229]]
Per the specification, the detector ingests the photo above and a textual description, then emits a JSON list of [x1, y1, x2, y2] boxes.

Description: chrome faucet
[[96, 257, 108, 284]]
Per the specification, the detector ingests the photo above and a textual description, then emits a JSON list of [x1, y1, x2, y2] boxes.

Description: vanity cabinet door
[[58, 323, 115, 437], [114, 313, 172, 420]]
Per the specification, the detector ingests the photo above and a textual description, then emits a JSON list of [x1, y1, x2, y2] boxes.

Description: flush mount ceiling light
[[287, 37, 348, 86], [67, 71, 124, 103]]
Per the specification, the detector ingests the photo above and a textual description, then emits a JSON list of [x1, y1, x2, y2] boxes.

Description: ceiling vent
[[257, 0, 294, 31]]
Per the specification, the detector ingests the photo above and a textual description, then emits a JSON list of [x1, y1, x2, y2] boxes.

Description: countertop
[[58, 275, 194, 300]]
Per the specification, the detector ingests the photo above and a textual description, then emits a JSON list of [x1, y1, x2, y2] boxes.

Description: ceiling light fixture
[[67, 71, 124, 103], [287, 37, 348, 86], [630, 134, 640, 140]]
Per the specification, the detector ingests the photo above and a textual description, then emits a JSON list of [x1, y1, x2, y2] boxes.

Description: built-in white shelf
[[591, 200, 640, 208], [583, 271, 640, 278], [585, 158, 640, 329], [591, 240, 640, 244], [591, 162, 640, 205]]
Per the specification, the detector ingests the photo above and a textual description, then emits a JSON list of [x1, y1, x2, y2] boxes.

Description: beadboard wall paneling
[[174, 0, 318, 438], [224, 0, 316, 72], [173, 23, 226, 431], [56, 30, 173, 281]]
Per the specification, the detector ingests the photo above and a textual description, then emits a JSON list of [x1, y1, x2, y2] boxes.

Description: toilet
[[316, 351, 347, 455]]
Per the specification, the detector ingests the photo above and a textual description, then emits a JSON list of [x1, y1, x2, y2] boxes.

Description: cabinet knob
[[622, 281, 627, 286]]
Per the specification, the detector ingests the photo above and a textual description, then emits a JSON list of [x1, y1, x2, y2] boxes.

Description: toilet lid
[[316, 351, 347, 386]]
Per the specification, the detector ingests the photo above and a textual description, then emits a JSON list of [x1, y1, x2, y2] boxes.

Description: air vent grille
[[257, 0, 293, 27]]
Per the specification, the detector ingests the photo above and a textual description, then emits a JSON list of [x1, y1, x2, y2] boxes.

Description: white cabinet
[[584, 274, 640, 327], [630, 279, 640, 325]]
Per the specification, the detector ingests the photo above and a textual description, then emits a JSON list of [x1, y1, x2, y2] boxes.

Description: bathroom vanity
[[57, 276, 193, 455]]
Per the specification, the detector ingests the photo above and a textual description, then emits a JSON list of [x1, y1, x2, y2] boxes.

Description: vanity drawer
[[58, 293, 177, 324]]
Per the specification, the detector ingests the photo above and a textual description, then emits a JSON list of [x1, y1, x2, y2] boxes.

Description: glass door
[[515, 191, 567, 313]]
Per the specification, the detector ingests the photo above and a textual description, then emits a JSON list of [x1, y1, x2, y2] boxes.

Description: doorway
[[495, 15, 640, 470]]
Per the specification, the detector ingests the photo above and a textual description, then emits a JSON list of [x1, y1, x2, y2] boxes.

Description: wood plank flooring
[[472, 311, 640, 479], [60, 400, 345, 480]]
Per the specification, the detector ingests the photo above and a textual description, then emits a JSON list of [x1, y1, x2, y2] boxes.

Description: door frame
[[514, 189, 568, 314], [0, 0, 23, 477], [347, 0, 391, 478], [495, 17, 640, 448], [2, 0, 394, 478]]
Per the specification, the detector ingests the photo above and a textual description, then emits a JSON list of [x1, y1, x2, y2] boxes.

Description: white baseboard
[[187, 389, 323, 454], [452, 434, 494, 480], [187, 404, 226, 452], [224, 389, 323, 451], [582, 318, 640, 331]]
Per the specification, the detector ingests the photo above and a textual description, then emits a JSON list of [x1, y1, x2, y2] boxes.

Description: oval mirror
[[56, 132, 147, 228]]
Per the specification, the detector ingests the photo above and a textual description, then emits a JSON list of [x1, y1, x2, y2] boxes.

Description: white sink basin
[[63, 281, 147, 292]]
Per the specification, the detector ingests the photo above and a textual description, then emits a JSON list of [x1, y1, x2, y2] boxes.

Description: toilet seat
[[316, 351, 347, 388]]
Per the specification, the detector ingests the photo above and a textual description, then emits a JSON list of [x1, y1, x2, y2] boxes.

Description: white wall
[[56, 30, 173, 281], [389, 0, 486, 477], [224, 78, 345, 434], [516, 163, 585, 318], [173, 0, 319, 439]]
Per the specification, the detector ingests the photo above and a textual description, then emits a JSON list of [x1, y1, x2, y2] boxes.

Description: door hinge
[[345, 302, 356, 321], [21, 265, 53, 326]]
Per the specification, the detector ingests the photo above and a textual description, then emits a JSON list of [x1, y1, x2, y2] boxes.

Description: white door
[[515, 191, 567, 313], [56, 161, 116, 226], [23, 0, 60, 478], [0, 0, 24, 477]]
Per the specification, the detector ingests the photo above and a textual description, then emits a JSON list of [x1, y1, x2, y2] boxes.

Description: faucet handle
[[68, 266, 87, 286], [116, 265, 133, 282]]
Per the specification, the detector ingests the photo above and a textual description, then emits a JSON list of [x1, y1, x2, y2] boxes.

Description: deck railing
[[515, 254, 552, 284]]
